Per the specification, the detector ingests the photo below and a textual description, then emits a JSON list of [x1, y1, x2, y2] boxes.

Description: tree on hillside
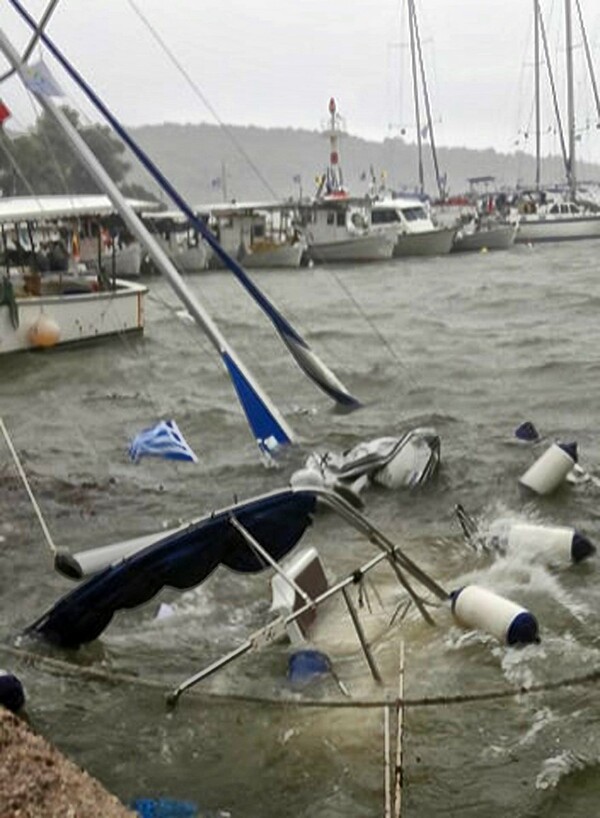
[[0, 106, 158, 202]]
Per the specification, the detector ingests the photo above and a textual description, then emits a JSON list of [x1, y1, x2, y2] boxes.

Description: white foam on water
[[535, 750, 588, 790]]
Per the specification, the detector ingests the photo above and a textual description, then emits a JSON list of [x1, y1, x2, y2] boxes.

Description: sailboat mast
[[407, 0, 424, 195], [565, 0, 577, 198], [534, 0, 541, 190], [539, 8, 570, 186], [411, 0, 444, 200], [0, 27, 295, 456], [574, 0, 600, 129]]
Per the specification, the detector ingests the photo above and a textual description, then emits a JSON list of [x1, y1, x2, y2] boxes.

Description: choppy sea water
[[2, 240, 600, 817]]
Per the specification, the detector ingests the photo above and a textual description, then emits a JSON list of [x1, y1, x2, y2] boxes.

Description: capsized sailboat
[[25, 485, 450, 703]]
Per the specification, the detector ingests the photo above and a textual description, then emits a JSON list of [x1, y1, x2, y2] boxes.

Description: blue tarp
[[27, 489, 317, 648]]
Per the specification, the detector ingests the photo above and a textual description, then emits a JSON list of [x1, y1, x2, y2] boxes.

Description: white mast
[[0, 27, 295, 456], [565, 0, 577, 198]]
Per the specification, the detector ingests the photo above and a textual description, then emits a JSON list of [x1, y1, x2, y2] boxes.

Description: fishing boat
[[0, 195, 148, 354], [143, 210, 211, 273], [296, 193, 396, 263], [194, 200, 306, 269], [296, 99, 396, 264]]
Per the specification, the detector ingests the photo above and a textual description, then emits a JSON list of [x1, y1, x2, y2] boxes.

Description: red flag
[[0, 100, 11, 126]]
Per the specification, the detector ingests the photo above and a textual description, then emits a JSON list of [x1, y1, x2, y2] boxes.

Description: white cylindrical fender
[[54, 525, 184, 579], [519, 441, 577, 496], [507, 522, 595, 563], [450, 584, 539, 645]]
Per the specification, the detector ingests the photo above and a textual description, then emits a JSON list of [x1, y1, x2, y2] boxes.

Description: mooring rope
[[0, 417, 57, 555], [2, 642, 600, 711]]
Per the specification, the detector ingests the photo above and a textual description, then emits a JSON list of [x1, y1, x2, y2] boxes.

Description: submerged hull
[[307, 232, 395, 263], [514, 215, 600, 243], [452, 224, 517, 252], [393, 227, 455, 257], [0, 279, 147, 354]]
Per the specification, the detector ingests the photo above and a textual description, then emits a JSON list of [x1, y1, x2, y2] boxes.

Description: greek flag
[[22, 61, 63, 97], [128, 420, 198, 463]]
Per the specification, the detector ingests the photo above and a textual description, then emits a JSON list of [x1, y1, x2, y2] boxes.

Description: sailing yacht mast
[[0, 26, 294, 459], [406, 0, 444, 199], [564, 0, 577, 198], [407, 0, 424, 195], [410, 0, 444, 200], [534, 0, 541, 190]]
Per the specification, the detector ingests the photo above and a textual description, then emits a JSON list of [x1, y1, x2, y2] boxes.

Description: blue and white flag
[[22, 61, 63, 97], [128, 419, 198, 463]]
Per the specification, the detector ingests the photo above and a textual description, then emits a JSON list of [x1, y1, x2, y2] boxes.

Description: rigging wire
[[124, 0, 280, 202]]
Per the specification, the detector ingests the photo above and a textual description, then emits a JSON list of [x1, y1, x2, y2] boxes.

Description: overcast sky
[[2, 0, 600, 163]]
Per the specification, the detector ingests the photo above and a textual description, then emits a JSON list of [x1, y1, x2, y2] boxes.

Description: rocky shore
[[0, 707, 136, 818]]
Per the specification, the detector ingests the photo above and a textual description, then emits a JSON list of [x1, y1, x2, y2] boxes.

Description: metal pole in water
[[394, 640, 405, 818]]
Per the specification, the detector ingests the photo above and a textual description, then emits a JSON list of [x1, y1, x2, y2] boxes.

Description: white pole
[[0, 28, 294, 449]]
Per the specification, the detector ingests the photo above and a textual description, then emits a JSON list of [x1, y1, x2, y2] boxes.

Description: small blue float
[[0, 670, 25, 713], [287, 649, 332, 687], [514, 420, 541, 443], [130, 797, 198, 818]]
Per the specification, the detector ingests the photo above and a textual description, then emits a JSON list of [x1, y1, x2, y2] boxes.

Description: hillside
[[125, 121, 600, 204]]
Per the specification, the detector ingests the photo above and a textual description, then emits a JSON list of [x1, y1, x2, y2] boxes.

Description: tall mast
[[411, 0, 444, 200], [565, 0, 576, 198], [534, 0, 541, 190], [539, 7, 570, 185], [574, 0, 600, 130], [407, 0, 424, 194]]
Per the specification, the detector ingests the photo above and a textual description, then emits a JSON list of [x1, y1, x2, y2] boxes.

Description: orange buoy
[[28, 315, 61, 348]]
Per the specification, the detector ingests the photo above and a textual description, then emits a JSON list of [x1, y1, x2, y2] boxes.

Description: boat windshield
[[371, 208, 400, 225], [401, 206, 428, 222]]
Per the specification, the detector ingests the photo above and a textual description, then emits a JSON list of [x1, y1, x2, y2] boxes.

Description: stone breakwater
[[0, 707, 136, 818]]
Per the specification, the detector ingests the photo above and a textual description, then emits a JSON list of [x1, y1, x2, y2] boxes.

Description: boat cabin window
[[549, 204, 560, 214], [350, 211, 368, 229], [371, 209, 400, 225], [299, 210, 314, 225], [327, 211, 335, 225], [251, 222, 265, 240], [337, 211, 346, 227], [569, 203, 579, 214], [402, 206, 427, 222]]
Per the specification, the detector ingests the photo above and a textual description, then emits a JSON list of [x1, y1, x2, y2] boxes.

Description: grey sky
[[2, 0, 600, 164]]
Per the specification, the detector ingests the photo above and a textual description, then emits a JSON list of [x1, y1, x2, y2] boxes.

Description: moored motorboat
[[371, 197, 455, 257], [452, 218, 518, 252]]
